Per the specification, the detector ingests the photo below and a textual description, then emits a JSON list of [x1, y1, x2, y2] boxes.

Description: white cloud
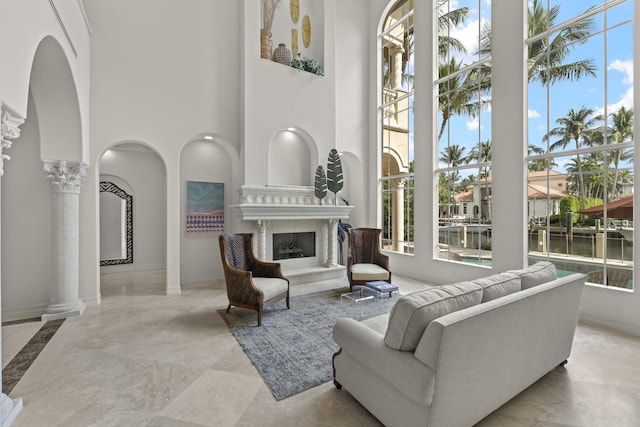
[[528, 109, 541, 118], [450, 19, 484, 64], [608, 59, 633, 85], [466, 117, 482, 130], [594, 58, 634, 116]]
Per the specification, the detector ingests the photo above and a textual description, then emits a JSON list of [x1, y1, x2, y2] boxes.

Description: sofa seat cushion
[[507, 261, 557, 290], [384, 282, 483, 351], [473, 272, 521, 302], [252, 277, 288, 301], [351, 263, 390, 281]]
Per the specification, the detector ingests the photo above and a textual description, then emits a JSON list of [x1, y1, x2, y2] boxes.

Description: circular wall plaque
[[302, 15, 311, 48], [290, 0, 300, 23]]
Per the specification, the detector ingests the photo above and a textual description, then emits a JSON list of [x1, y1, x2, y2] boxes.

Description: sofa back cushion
[[384, 282, 483, 351], [473, 272, 521, 302], [507, 261, 557, 290]]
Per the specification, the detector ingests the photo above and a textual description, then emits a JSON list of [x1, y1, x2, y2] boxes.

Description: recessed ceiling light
[[204, 135, 214, 140], [287, 127, 296, 132]]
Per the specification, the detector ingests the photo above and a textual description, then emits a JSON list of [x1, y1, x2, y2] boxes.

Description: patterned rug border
[[218, 288, 396, 400]]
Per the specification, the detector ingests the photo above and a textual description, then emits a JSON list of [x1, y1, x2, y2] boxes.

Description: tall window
[[526, 0, 634, 290], [435, 0, 492, 265], [380, 0, 414, 254]]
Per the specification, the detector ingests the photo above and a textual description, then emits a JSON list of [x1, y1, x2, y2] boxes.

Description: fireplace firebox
[[273, 232, 315, 260]]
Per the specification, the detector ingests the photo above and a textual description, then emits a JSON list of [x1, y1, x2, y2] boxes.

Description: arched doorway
[[98, 142, 167, 295], [2, 36, 85, 321]]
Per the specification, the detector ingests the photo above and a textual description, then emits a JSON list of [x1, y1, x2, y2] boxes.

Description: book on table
[[365, 280, 398, 293]]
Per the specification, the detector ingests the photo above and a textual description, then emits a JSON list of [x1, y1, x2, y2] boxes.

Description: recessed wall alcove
[[268, 128, 318, 186]]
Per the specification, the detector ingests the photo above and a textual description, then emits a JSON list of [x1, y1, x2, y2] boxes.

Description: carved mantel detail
[[0, 110, 25, 176], [43, 160, 88, 193]]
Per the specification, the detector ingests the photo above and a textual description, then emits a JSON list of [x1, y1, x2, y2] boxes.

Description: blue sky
[[435, 0, 634, 174]]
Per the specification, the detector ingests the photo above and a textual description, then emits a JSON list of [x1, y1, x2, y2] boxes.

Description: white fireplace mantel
[[235, 185, 353, 221], [234, 185, 353, 271]]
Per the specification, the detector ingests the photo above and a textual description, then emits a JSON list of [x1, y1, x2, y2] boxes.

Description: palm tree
[[479, 0, 597, 85], [440, 144, 468, 167], [608, 107, 634, 198], [437, 1, 469, 59], [546, 107, 602, 208], [437, 59, 486, 141], [469, 140, 492, 178]]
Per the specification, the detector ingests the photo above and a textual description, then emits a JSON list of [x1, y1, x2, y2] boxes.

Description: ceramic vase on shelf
[[260, 29, 272, 59], [273, 43, 292, 65]]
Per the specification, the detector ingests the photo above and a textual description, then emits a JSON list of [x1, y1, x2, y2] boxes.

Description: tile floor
[[3, 270, 640, 426]]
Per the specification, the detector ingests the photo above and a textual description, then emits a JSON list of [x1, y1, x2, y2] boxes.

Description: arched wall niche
[[29, 36, 83, 163], [267, 127, 318, 186], [179, 135, 236, 284]]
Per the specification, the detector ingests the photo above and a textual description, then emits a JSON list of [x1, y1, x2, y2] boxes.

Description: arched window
[[379, 0, 414, 254]]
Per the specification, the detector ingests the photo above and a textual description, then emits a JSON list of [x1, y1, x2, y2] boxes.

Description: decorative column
[[0, 109, 24, 425], [42, 160, 87, 321], [256, 220, 270, 260], [391, 45, 405, 90], [392, 179, 406, 253], [324, 218, 338, 267]]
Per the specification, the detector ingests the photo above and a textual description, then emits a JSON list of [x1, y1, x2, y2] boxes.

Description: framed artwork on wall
[[186, 181, 224, 236]]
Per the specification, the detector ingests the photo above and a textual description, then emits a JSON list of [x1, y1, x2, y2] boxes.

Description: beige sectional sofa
[[332, 262, 585, 427]]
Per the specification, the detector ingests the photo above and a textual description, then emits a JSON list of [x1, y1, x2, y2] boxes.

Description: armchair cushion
[[252, 277, 289, 301], [351, 263, 391, 281]]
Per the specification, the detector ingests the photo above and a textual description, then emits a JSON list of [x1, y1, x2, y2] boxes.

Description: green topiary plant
[[291, 54, 324, 76]]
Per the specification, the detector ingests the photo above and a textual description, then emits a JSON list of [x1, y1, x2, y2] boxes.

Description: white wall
[[85, 0, 243, 294], [100, 145, 166, 271], [243, 0, 336, 186]]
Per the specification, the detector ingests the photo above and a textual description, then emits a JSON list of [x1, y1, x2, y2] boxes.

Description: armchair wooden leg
[[257, 311, 262, 327], [226, 304, 231, 313], [286, 293, 290, 309]]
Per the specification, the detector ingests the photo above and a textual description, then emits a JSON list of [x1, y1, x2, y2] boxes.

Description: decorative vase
[[260, 29, 272, 59], [273, 43, 292, 65]]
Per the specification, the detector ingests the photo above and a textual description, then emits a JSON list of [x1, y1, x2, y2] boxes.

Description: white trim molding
[[0, 110, 25, 176]]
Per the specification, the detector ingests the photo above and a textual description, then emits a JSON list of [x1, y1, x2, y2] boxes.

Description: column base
[[41, 299, 86, 321], [0, 394, 22, 427]]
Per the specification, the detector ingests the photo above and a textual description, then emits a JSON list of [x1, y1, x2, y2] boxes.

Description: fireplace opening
[[273, 232, 316, 260]]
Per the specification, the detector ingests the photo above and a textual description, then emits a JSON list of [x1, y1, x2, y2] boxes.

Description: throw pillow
[[384, 282, 483, 351], [507, 261, 557, 290], [473, 272, 521, 302]]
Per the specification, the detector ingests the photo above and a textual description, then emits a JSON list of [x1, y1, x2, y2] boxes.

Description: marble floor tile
[[3, 269, 640, 427]]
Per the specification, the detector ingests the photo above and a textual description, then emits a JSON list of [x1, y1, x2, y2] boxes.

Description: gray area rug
[[218, 288, 397, 400]]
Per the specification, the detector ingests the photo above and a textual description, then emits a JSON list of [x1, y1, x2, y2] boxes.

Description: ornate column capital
[[0, 110, 25, 176], [43, 160, 88, 193]]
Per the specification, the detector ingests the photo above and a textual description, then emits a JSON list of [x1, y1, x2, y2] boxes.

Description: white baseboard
[[579, 314, 640, 337]]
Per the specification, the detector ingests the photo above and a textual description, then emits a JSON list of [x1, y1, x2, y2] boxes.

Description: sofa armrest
[[333, 318, 436, 406]]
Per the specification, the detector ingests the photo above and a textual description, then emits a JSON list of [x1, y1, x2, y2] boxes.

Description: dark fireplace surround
[[273, 232, 316, 260]]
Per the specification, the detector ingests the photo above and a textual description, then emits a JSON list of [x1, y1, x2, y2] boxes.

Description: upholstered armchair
[[218, 233, 290, 326], [346, 228, 391, 292]]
